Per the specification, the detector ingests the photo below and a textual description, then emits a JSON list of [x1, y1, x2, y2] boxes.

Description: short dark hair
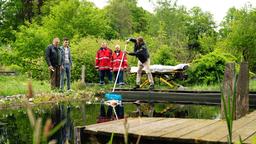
[[137, 36, 144, 43], [63, 37, 69, 41]]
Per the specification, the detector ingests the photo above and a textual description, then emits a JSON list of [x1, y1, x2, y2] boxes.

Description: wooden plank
[[199, 111, 256, 142], [99, 117, 165, 134], [130, 118, 186, 135], [115, 90, 256, 108], [219, 119, 256, 142], [181, 120, 225, 141], [162, 119, 219, 138], [144, 119, 201, 137], [85, 117, 164, 134], [243, 132, 256, 144]]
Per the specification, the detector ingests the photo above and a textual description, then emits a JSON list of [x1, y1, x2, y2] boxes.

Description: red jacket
[[112, 50, 128, 72], [95, 47, 112, 70]]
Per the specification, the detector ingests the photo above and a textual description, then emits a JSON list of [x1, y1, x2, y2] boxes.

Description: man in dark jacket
[[126, 36, 154, 90], [45, 37, 62, 90]]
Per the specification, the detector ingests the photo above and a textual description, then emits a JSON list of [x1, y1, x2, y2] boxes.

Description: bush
[[152, 44, 177, 65], [187, 50, 237, 85]]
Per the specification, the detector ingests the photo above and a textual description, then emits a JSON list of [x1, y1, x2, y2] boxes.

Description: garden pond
[[0, 101, 220, 144]]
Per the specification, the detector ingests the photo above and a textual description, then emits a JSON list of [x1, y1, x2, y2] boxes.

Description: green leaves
[[187, 51, 237, 85]]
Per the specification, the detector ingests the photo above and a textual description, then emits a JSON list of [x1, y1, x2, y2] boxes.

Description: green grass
[[250, 79, 256, 91], [187, 84, 220, 91], [0, 75, 51, 96], [187, 79, 256, 91], [1, 75, 255, 96]]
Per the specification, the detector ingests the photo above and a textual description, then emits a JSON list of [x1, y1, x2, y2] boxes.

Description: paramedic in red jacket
[[112, 44, 128, 85], [95, 42, 113, 85]]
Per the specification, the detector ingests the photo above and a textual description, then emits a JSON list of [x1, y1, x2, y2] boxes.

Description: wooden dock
[[76, 111, 256, 143], [113, 88, 256, 108]]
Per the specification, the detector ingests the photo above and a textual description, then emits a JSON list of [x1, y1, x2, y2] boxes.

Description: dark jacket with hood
[[127, 38, 149, 63]]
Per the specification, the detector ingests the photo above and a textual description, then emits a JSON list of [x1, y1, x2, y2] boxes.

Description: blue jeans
[[60, 64, 71, 90], [114, 71, 124, 84], [99, 70, 112, 84]]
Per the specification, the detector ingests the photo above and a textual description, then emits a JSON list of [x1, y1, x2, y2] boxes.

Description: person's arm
[[60, 47, 64, 66], [69, 48, 72, 66], [126, 38, 136, 43], [95, 50, 100, 69], [45, 46, 52, 67], [123, 52, 128, 70]]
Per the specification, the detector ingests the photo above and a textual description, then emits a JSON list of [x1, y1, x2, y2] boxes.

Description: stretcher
[[130, 64, 189, 89]]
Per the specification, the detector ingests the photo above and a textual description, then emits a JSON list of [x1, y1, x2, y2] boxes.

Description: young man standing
[[45, 37, 62, 90], [126, 36, 154, 90], [60, 37, 72, 92]]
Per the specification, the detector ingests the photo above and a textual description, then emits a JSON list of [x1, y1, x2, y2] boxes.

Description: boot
[[149, 84, 154, 90]]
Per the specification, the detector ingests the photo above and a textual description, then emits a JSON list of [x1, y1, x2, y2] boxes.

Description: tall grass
[[26, 82, 66, 144]]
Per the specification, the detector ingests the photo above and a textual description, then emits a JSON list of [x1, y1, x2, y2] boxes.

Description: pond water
[[0, 101, 220, 144]]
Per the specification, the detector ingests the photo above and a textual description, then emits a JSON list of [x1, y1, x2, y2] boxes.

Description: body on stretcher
[[130, 64, 189, 89]]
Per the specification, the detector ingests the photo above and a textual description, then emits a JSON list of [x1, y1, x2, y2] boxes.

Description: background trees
[[0, 0, 255, 84]]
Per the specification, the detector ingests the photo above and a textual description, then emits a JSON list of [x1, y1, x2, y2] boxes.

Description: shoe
[[99, 82, 105, 85], [149, 84, 154, 90], [133, 85, 140, 90], [119, 82, 125, 85], [67, 89, 73, 92], [133, 100, 141, 105]]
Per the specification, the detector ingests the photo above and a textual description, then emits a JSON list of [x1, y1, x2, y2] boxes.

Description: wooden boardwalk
[[78, 111, 256, 143]]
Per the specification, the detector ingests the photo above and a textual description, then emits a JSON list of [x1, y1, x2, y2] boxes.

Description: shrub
[[187, 50, 237, 85]]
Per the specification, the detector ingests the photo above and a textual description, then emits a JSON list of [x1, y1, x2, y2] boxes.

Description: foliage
[[13, 23, 49, 79], [186, 7, 217, 55], [105, 0, 150, 38], [152, 45, 177, 65], [1, 0, 256, 86], [220, 6, 256, 72], [187, 50, 237, 85]]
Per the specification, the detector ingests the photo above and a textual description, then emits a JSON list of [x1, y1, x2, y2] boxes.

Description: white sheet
[[130, 64, 189, 73]]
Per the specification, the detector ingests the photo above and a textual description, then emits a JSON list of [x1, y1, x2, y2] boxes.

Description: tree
[[226, 7, 256, 72], [186, 7, 217, 58]]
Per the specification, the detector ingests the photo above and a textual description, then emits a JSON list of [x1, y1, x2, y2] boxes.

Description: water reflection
[[49, 105, 73, 143], [0, 102, 220, 143]]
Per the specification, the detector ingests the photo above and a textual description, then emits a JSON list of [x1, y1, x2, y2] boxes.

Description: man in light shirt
[[60, 37, 72, 92]]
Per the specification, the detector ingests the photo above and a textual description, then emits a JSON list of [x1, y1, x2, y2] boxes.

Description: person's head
[[52, 37, 60, 47], [136, 36, 144, 45], [63, 37, 69, 47], [101, 42, 107, 48], [115, 44, 120, 51]]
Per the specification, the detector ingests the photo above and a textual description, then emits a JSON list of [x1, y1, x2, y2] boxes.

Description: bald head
[[101, 42, 107, 48], [52, 37, 60, 47]]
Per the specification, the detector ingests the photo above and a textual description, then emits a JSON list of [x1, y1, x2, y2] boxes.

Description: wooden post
[[221, 63, 236, 119], [81, 65, 85, 83], [236, 61, 249, 119], [74, 126, 86, 144]]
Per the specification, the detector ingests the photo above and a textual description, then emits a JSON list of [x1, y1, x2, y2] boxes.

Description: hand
[[123, 50, 128, 54], [61, 65, 64, 70], [48, 66, 54, 72]]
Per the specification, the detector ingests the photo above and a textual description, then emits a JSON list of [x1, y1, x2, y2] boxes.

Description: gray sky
[[88, 0, 256, 25]]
